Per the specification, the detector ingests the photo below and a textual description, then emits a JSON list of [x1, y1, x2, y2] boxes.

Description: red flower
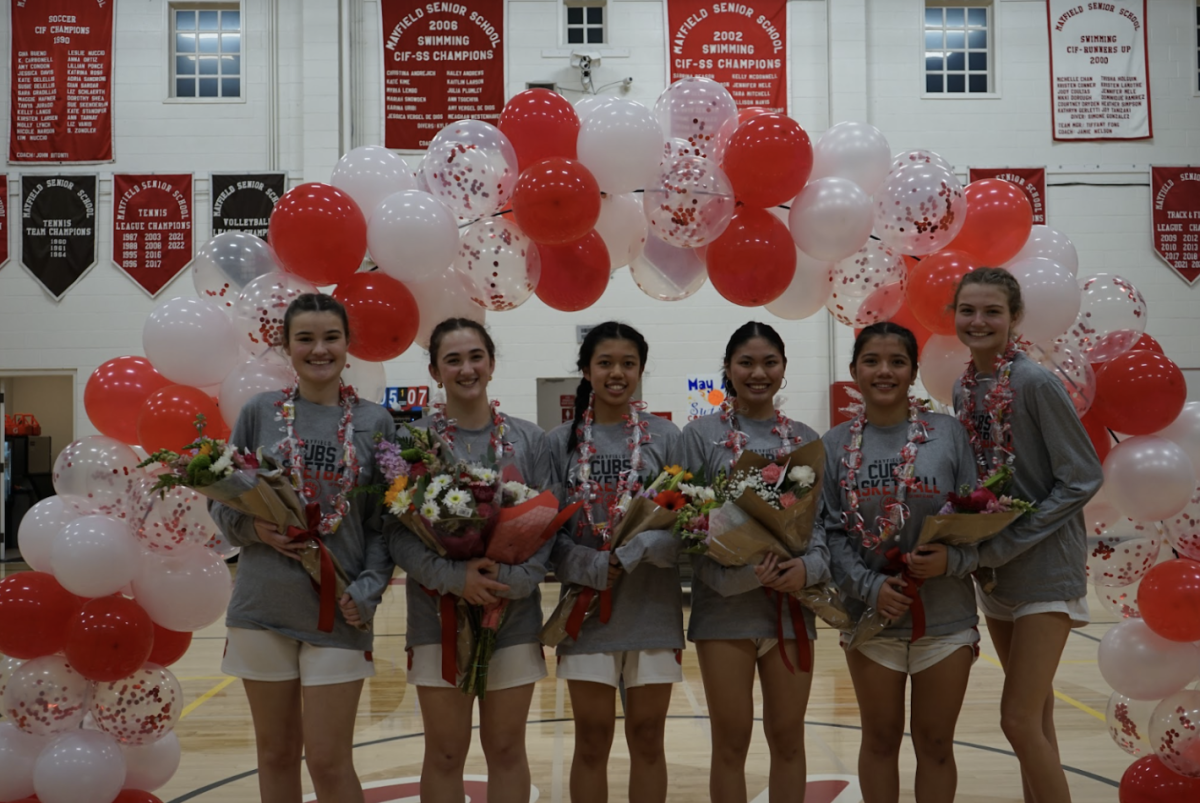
[[761, 463, 784, 484], [654, 490, 687, 512], [471, 483, 497, 504], [410, 462, 429, 478], [947, 487, 998, 513]]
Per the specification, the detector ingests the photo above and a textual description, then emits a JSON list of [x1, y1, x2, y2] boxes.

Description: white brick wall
[[2, 0, 1198, 443]]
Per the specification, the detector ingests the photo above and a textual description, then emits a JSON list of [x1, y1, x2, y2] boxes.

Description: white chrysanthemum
[[469, 466, 497, 483], [211, 448, 235, 477], [789, 465, 816, 487], [443, 489, 468, 509], [503, 481, 536, 504], [420, 501, 440, 522], [388, 491, 413, 516]]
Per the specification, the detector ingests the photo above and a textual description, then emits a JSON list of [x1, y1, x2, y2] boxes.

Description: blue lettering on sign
[[687, 378, 714, 391]]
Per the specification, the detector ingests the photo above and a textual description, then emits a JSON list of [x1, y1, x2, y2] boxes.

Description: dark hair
[[851, 321, 920, 369], [566, 322, 650, 453], [952, 267, 1024, 321], [428, 318, 496, 367], [721, 321, 787, 398], [282, 293, 350, 345]]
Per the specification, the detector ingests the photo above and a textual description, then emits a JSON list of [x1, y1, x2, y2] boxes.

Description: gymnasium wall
[[0, 0, 1197, 437]]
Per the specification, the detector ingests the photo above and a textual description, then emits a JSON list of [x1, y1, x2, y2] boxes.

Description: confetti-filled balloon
[[90, 663, 183, 746], [191, 232, 281, 310], [873, 162, 965, 256], [453, 218, 542, 311], [232, 271, 319, 351], [826, 241, 907, 327], [1150, 690, 1200, 777], [643, 156, 735, 248], [3, 656, 90, 736], [131, 484, 219, 553], [629, 233, 708, 302], [1164, 487, 1200, 561], [1063, 273, 1148, 364], [1097, 579, 1142, 619], [653, 77, 739, 162], [52, 436, 145, 519], [1107, 691, 1157, 756], [1030, 338, 1096, 416], [1086, 519, 1162, 588], [419, 120, 519, 221]]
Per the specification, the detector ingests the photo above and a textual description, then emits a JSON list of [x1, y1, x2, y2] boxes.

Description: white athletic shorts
[[555, 649, 683, 688], [222, 627, 375, 686], [842, 628, 980, 675], [976, 590, 1090, 628], [406, 642, 547, 691]]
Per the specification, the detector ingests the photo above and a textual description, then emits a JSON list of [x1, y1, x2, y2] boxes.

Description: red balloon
[[138, 385, 222, 453], [65, 595, 155, 681], [1137, 559, 1200, 642], [1120, 755, 1200, 802], [535, 231, 610, 312], [511, 158, 601, 245], [722, 114, 813, 208], [904, 250, 977, 335], [333, 273, 420, 362], [112, 792, 164, 803], [1130, 333, 1165, 356], [85, 357, 172, 445], [1093, 352, 1187, 436], [498, 89, 580, 173], [706, 208, 796, 307], [0, 572, 82, 659], [737, 107, 771, 125], [268, 183, 366, 285], [147, 623, 193, 668], [946, 179, 1033, 265], [1081, 409, 1113, 464]]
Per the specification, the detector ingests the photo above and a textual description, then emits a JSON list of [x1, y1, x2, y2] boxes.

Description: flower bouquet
[[539, 466, 688, 648], [844, 466, 1036, 650], [139, 415, 363, 633]]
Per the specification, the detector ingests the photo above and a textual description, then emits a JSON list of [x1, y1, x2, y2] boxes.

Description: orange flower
[[198, 442, 213, 458], [654, 489, 687, 512], [383, 475, 409, 508]]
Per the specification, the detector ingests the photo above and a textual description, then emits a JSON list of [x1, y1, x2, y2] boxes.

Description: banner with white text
[[0, 176, 9, 268], [210, 172, 286, 239], [21, 174, 98, 299], [112, 174, 194, 297], [1047, 0, 1150, 141], [380, 0, 506, 151], [9, 0, 114, 162], [666, 0, 788, 112], [968, 168, 1047, 225], [1151, 167, 1200, 286]]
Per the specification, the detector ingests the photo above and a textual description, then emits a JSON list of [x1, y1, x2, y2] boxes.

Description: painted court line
[[977, 651, 1105, 723], [180, 676, 237, 719]]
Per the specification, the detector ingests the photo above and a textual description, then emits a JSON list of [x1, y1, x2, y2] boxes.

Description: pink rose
[[761, 463, 784, 484], [779, 491, 798, 509]]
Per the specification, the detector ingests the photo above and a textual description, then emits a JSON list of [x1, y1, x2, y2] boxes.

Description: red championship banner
[[9, 0, 114, 163], [0, 176, 9, 267], [666, 0, 788, 112], [380, 0, 506, 151], [1151, 167, 1200, 286], [112, 174, 194, 297], [969, 168, 1046, 225], [1047, 0, 1150, 141]]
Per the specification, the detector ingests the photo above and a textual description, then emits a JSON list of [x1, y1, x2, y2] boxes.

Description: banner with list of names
[[0, 176, 9, 268]]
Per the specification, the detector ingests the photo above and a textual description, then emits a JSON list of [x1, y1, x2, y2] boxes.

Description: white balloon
[[1158, 402, 1200, 471], [341, 356, 389, 405], [133, 546, 233, 632], [810, 121, 892, 195], [919, 334, 971, 406], [330, 145, 417, 222], [121, 731, 181, 791], [51, 515, 142, 598], [629, 234, 707, 302], [574, 95, 614, 121], [143, 296, 240, 388], [0, 722, 46, 801], [1006, 257, 1080, 345], [409, 271, 487, 351], [191, 232, 282, 310], [577, 98, 665, 194], [1104, 436, 1196, 522], [788, 177, 873, 262], [594, 193, 648, 271], [219, 354, 297, 428], [17, 497, 78, 573], [1098, 619, 1200, 701], [765, 250, 834, 320], [33, 730, 126, 803], [368, 190, 459, 284], [1006, 225, 1079, 276], [0, 654, 24, 703]]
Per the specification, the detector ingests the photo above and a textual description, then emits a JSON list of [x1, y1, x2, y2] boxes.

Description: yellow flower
[[383, 475, 409, 508], [665, 464, 683, 476], [198, 442, 213, 457], [683, 471, 694, 481]]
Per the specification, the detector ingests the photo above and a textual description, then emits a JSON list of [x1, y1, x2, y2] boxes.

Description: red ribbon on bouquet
[[287, 502, 338, 633], [767, 589, 812, 674], [884, 546, 926, 642], [565, 542, 614, 640], [419, 586, 461, 685]]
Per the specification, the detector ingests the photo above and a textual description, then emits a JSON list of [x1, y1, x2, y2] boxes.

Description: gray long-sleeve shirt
[[546, 413, 685, 655], [952, 352, 1104, 603], [680, 411, 829, 641], [823, 411, 980, 640], [210, 390, 395, 651], [387, 413, 554, 652]]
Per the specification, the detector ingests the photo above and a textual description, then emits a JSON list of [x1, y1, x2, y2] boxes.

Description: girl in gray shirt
[[383, 318, 551, 802], [547, 322, 682, 803], [915, 267, 1102, 803], [679, 321, 827, 803]]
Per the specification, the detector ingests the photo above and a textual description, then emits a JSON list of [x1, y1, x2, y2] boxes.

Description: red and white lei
[[429, 398, 513, 460], [277, 383, 359, 536], [841, 397, 931, 551], [958, 341, 1018, 484], [574, 393, 650, 539], [719, 400, 803, 467]]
